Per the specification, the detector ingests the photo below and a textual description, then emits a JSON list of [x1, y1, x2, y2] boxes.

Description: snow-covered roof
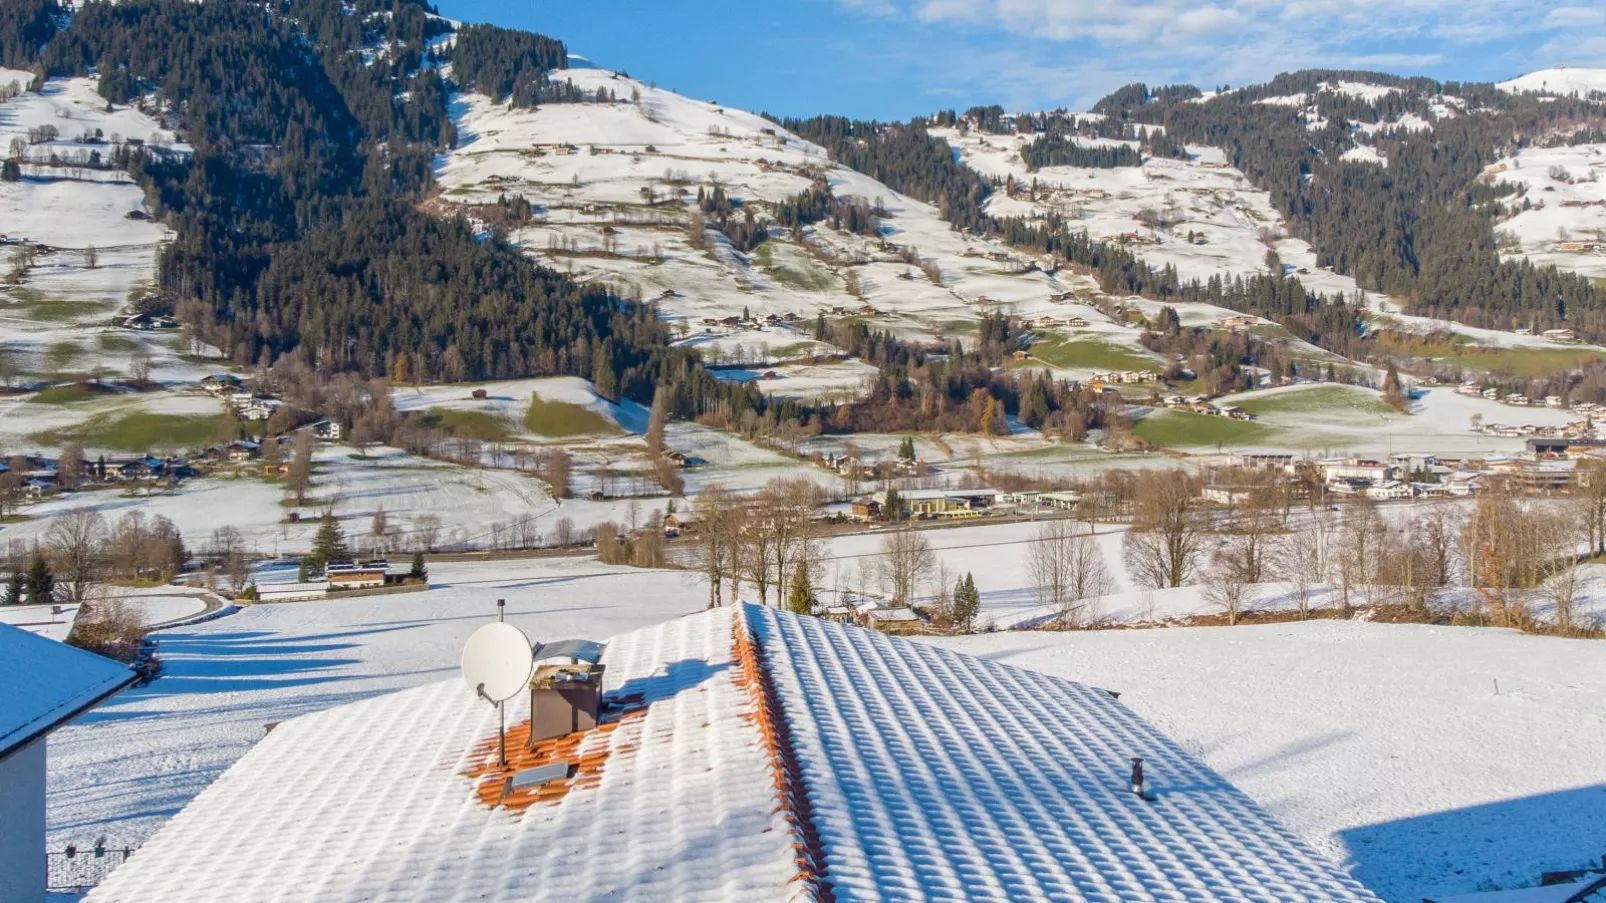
[[0, 623, 136, 760], [86, 606, 1380, 902]]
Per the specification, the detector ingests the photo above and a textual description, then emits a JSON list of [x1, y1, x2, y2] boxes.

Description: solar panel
[[509, 762, 572, 792]]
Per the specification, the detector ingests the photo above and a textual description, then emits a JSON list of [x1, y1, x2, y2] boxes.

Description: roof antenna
[[461, 602, 533, 769]]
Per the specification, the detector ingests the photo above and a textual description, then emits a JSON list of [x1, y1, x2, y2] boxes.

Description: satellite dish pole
[[461, 601, 533, 769]]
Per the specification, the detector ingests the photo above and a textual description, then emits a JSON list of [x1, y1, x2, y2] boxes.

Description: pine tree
[[786, 566, 813, 615], [1, 570, 23, 605], [882, 488, 903, 522], [25, 553, 54, 605], [897, 435, 916, 462], [951, 572, 979, 632], [409, 551, 428, 583], [306, 512, 349, 573]]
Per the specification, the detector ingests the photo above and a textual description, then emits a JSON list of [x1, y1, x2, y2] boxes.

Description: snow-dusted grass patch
[[524, 392, 623, 437], [1132, 408, 1273, 448], [1026, 332, 1162, 373], [1233, 384, 1396, 420]]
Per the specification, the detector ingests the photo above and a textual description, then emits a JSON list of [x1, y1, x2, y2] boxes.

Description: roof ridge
[[732, 604, 834, 903]]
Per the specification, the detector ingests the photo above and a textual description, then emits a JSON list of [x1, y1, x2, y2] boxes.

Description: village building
[[849, 497, 882, 521], [1038, 490, 1083, 511], [324, 561, 389, 590], [1318, 458, 1400, 485], [79, 605, 1382, 903], [1, 625, 136, 903], [870, 487, 999, 519], [1364, 481, 1414, 501], [310, 420, 344, 442]]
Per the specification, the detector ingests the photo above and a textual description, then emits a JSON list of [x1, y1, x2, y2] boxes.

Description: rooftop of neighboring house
[[1, 623, 136, 760]]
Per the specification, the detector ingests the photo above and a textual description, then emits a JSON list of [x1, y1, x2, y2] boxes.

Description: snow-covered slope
[[1486, 144, 1606, 280], [0, 71, 198, 385], [1499, 67, 1606, 97], [435, 67, 1099, 366]]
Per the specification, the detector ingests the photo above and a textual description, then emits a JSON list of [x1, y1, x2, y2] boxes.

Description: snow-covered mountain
[[1499, 66, 1606, 97]]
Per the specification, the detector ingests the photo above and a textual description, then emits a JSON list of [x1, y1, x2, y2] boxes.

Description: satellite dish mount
[[460, 599, 533, 767]]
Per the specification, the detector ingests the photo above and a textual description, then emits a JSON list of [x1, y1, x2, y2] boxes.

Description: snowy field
[[0, 591, 208, 640], [45, 556, 712, 852], [934, 624, 1606, 902], [2, 446, 564, 554]]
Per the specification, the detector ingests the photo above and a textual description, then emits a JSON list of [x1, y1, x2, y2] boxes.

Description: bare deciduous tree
[[286, 429, 314, 506], [47, 509, 107, 604], [879, 526, 935, 606], [1029, 520, 1112, 626], [1335, 499, 1386, 614], [1283, 508, 1333, 619], [692, 484, 742, 608], [1123, 471, 1204, 588]]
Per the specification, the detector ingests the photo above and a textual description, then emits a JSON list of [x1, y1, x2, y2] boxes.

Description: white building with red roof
[[84, 605, 1381, 902]]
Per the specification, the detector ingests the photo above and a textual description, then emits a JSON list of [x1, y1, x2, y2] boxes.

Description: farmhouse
[[661, 512, 695, 537], [1, 625, 136, 903], [859, 605, 925, 635], [849, 497, 882, 520], [1212, 314, 1260, 329], [80, 605, 1381, 903]]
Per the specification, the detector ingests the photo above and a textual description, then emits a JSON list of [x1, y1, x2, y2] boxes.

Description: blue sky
[[435, 1, 1606, 119]]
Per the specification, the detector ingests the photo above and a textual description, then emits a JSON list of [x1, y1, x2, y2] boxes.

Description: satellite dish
[[461, 622, 534, 704]]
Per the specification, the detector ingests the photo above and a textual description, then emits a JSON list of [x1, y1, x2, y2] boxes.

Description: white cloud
[[837, 0, 1606, 105], [1542, 5, 1606, 26]]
